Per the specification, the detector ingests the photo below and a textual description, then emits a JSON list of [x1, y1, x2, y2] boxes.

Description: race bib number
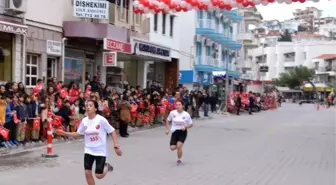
[[89, 135, 99, 142], [175, 121, 184, 126]]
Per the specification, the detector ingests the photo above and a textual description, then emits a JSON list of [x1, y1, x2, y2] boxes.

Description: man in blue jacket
[[3, 95, 19, 147]]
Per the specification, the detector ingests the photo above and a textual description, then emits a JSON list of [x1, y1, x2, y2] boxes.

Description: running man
[[165, 100, 193, 165], [56, 100, 122, 185]]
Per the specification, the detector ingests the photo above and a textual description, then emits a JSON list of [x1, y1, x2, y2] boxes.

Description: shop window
[[0, 33, 12, 82], [47, 58, 57, 79], [26, 54, 39, 87]]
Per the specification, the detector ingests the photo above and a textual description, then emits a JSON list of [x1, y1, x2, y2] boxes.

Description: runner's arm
[[165, 112, 173, 131]]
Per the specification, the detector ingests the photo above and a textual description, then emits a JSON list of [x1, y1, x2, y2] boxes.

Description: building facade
[[145, 12, 180, 91], [2, 0, 164, 91], [177, 9, 243, 89], [249, 41, 336, 81]]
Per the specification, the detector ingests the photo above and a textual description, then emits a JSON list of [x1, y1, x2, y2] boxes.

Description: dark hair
[[175, 99, 184, 105], [122, 95, 128, 101], [87, 99, 100, 114]]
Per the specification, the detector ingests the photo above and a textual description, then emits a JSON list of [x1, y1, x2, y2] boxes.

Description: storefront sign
[[131, 38, 171, 61], [0, 20, 27, 35], [103, 52, 117, 67], [179, 70, 194, 84], [103, 38, 131, 54], [73, 0, 109, 19], [46, 40, 62, 56]]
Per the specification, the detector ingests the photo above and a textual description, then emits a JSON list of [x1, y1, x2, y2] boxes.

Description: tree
[[298, 25, 308, 32], [275, 65, 315, 89], [278, 29, 292, 42]]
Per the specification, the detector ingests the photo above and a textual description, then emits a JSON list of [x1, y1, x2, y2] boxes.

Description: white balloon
[[247, 0, 253, 2], [230, 1, 237, 7], [254, 0, 261, 5], [312, 0, 319, 2], [159, 2, 165, 8], [138, 4, 144, 9], [180, 1, 187, 7], [285, 0, 291, 4], [133, 0, 140, 7], [261, 1, 269, 6], [237, 3, 244, 8], [143, 8, 149, 13]]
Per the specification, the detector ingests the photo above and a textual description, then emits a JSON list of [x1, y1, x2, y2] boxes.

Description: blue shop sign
[[139, 43, 170, 57], [131, 37, 171, 61], [198, 72, 211, 85], [179, 70, 194, 84]]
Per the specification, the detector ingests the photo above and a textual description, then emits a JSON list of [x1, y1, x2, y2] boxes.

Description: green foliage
[[275, 65, 315, 89], [278, 29, 292, 42]]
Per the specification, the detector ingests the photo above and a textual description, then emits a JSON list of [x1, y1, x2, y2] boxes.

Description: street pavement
[[0, 103, 335, 185]]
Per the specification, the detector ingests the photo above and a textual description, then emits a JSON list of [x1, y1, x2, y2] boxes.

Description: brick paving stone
[[0, 104, 334, 185]]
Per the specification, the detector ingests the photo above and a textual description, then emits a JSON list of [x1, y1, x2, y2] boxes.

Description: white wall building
[[249, 41, 336, 81]]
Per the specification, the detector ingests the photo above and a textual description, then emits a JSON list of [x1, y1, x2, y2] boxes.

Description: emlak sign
[[0, 20, 27, 35]]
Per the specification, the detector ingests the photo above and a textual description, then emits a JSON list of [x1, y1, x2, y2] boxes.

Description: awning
[[0, 18, 27, 35]]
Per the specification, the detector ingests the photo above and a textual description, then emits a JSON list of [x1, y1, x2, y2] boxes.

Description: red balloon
[[236, 0, 243, 3], [212, 0, 219, 6], [225, 5, 232, 10], [242, 2, 249, 6], [202, 4, 208, 10], [249, 2, 255, 6], [197, 3, 203, 9], [299, 0, 305, 2], [175, 5, 182, 11], [268, 0, 275, 2], [218, 2, 225, 8], [182, 7, 188, 12], [190, 0, 197, 6]]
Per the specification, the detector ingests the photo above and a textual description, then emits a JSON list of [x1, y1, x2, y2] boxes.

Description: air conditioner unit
[[212, 52, 218, 59], [194, 35, 202, 43], [212, 43, 218, 50], [206, 39, 213, 46], [212, 11, 217, 17], [203, 38, 208, 46], [4, 0, 27, 15]]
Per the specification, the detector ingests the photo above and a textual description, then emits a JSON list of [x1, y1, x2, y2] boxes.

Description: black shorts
[[84, 153, 106, 174], [170, 130, 187, 146]]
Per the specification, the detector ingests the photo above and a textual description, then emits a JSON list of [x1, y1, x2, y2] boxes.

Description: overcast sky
[[257, 0, 336, 21]]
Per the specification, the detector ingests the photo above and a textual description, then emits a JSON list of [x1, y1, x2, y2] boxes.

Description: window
[[154, 14, 158, 31], [196, 43, 202, 56], [169, 15, 174, 36], [162, 13, 166, 34], [47, 58, 57, 79], [26, 54, 39, 87]]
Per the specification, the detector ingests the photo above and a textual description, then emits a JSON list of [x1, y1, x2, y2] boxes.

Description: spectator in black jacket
[[57, 100, 71, 131]]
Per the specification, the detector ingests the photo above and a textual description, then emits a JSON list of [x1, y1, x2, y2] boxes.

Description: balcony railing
[[284, 57, 295, 62], [109, 4, 147, 33], [196, 19, 213, 29]]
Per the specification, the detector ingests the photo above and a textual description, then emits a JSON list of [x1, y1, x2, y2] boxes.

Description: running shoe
[[13, 140, 20, 145], [105, 163, 114, 172], [177, 160, 182, 165], [8, 140, 15, 146]]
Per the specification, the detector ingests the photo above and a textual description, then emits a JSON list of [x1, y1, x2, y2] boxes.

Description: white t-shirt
[[77, 114, 115, 157], [167, 110, 193, 133]]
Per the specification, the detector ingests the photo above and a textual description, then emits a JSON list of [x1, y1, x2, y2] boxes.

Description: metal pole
[[224, 49, 230, 113]]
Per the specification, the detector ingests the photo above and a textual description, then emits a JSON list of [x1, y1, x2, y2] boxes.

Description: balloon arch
[[133, 0, 320, 14]]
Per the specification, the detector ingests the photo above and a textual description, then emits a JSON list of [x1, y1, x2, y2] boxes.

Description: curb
[[0, 116, 215, 157]]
